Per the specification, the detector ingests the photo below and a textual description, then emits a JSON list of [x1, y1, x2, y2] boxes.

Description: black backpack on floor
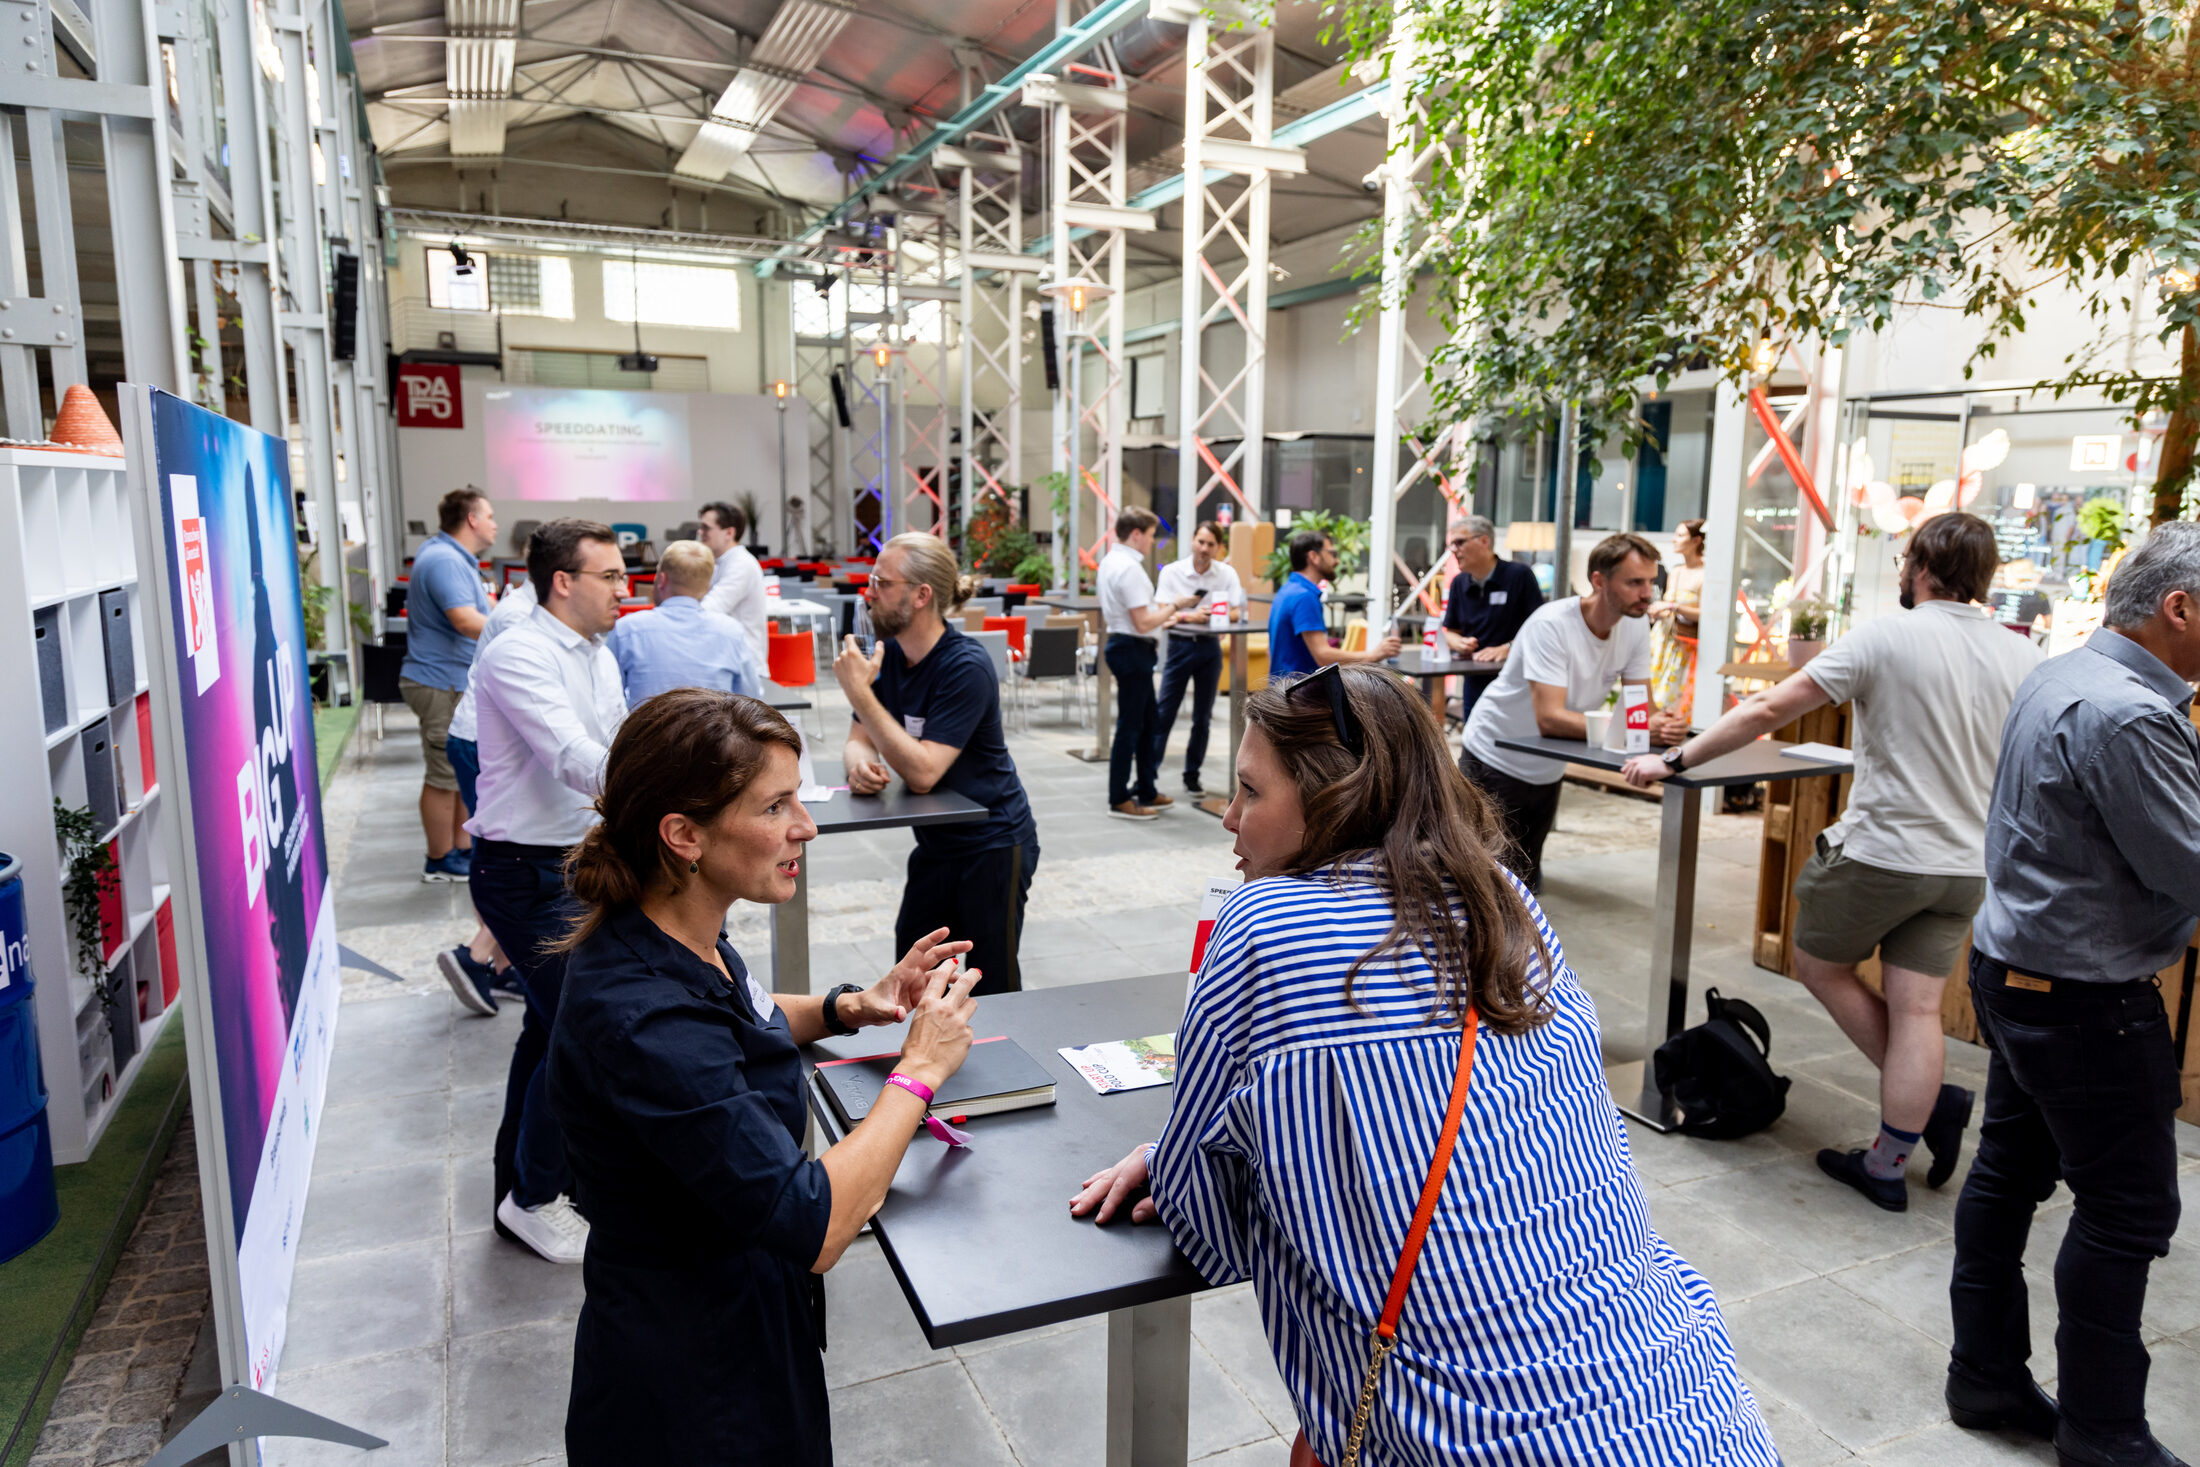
[[1652, 988, 1791, 1139]]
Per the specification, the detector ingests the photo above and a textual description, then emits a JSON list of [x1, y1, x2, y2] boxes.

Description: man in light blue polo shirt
[[607, 540, 767, 704], [400, 487, 495, 881], [1266, 529, 1399, 682]]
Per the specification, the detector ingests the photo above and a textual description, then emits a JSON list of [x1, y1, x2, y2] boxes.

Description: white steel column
[[945, 71, 1030, 531], [1693, 381, 1751, 730], [1166, 0, 1303, 545], [790, 279, 847, 557], [1030, 8, 1150, 586], [893, 194, 955, 537]]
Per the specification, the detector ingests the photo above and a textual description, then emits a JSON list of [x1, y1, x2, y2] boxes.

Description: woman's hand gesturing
[[896, 964, 981, 1092], [1069, 1144, 1158, 1225], [853, 927, 973, 1025]]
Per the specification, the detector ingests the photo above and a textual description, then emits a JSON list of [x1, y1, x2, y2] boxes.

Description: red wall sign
[[396, 363, 463, 428]]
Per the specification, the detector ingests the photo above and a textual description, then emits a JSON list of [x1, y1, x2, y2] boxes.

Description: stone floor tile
[[1747, 1381, 1852, 1467], [297, 1159, 449, 1263], [826, 1360, 1020, 1467], [1191, 1286, 1298, 1437], [314, 1089, 452, 1178], [447, 1322, 575, 1467], [283, 1239, 450, 1373], [1665, 1154, 1951, 1275], [2140, 1333, 2200, 1460], [1722, 1277, 1959, 1453], [264, 1345, 446, 1467], [325, 1015, 452, 1103], [1191, 1438, 1294, 1467], [450, 1083, 504, 1159], [821, 1236, 955, 1388], [1853, 1421, 2057, 1464], [450, 1228, 587, 1340], [1646, 1190, 1819, 1304]]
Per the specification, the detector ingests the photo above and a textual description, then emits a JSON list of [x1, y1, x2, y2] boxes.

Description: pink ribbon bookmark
[[886, 1072, 972, 1149]]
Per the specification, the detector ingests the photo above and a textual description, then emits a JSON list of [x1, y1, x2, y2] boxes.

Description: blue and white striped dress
[[1149, 860, 1777, 1466]]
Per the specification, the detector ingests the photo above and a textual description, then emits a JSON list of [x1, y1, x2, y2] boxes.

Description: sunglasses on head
[[1289, 662, 1365, 758]]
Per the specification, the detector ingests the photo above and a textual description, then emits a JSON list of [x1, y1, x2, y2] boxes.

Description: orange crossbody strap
[[1374, 1007, 1479, 1340]]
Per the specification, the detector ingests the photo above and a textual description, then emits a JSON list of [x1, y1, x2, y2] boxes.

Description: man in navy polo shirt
[[1266, 530, 1400, 682], [836, 533, 1038, 996], [400, 486, 496, 882], [1441, 514, 1544, 718]]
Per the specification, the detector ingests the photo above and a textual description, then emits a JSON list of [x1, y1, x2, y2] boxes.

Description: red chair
[[1005, 582, 1042, 596], [760, 558, 784, 570], [983, 616, 1027, 661], [767, 631, 816, 688]]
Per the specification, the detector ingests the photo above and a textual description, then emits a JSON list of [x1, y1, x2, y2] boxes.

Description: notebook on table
[[815, 1036, 1057, 1130]]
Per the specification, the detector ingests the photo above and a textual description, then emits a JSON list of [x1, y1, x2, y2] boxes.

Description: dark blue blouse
[[548, 903, 835, 1465]]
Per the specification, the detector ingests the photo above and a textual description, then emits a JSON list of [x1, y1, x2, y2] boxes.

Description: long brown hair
[[1247, 667, 1553, 1034], [558, 689, 803, 950]]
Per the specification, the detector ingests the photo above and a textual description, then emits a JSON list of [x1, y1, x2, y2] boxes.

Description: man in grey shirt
[[1950, 521, 2200, 1467]]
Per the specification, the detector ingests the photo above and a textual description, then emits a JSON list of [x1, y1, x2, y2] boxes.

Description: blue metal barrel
[[0, 851, 59, 1262]]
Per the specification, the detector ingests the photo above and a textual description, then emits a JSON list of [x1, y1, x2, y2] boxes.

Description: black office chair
[[1020, 626, 1083, 729], [359, 637, 409, 742]]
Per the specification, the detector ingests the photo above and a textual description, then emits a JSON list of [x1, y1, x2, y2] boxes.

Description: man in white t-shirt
[[1625, 511, 2041, 1214], [1460, 532, 1686, 890], [1097, 506, 1190, 819], [697, 500, 768, 656], [1150, 520, 1246, 795]]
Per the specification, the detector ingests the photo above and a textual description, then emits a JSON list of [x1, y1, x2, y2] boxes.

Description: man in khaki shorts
[[1626, 511, 2040, 1210], [399, 487, 497, 881]]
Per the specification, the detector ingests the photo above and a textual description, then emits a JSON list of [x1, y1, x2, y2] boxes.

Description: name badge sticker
[[1489, 591, 1508, 605], [903, 715, 927, 739]]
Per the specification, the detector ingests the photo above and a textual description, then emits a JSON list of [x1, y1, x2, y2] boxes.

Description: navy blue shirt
[[549, 903, 833, 1464], [1267, 572, 1328, 680], [871, 624, 1036, 855], [397, 531, 488, 691], [1441, 557, 1544, 651]]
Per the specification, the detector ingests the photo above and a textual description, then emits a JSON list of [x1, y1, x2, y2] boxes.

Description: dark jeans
[[1105, 635, 1161, 807], [894, 838, 1039, 997], [471, 839, 582, 1212], [1458, 751, 1563, 892], [1150, 635, 1222, 784], [1951, 950, 2183, 1438], [447, 735, 480, 821]]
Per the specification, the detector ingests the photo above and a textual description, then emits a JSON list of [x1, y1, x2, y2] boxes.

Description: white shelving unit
[[0, 445, 177, 1163]]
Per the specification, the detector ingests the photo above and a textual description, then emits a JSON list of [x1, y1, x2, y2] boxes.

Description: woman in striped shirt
[[1070, 665, 1776, 1465]]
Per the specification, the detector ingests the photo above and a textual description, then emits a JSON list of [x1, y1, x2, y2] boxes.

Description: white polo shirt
[[702, 543, 769, 658], [1097, 543, 1161, 642], [466, 605, 629, 846]]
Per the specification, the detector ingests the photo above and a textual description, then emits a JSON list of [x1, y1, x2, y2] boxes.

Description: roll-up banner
[[122, 385, 339, 1412]]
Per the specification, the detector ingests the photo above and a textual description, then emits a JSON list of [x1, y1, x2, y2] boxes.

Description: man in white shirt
[[467, 518, 630, 1265], [698, 500, 768, 656], [1625, 512, 2041, 1214], [1460, 532, 1686, 891], [1150, 521, 1246, 796], [1097, 506, 1187, 819]]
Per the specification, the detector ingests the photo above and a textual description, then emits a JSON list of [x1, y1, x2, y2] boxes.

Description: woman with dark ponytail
[[546, 688, 983, 1466], [1070, 666, 1773, 1465]]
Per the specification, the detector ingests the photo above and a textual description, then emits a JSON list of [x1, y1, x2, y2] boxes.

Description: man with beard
[[834, 532, 1037, 996], [1623, 512, 2039, 1218], [1459, 531, 1688, 891]]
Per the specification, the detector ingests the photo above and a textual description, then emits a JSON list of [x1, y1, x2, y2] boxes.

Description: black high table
[[767, 774, 986, 995], [1492, 735, 1851, 1131], [1165, 620, 1260, 817], [807, 972, 1208, 1466]]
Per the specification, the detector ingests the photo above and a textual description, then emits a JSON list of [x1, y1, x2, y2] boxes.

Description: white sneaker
[[497, 1192, 589, 1264]]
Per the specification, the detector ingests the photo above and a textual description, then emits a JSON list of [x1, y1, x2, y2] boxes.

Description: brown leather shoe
[[1109, 800, 1160, 821], [1145, 793, 1174, 809]]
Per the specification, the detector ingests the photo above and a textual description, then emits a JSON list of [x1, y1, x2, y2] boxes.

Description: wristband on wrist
[[884, 1072, 972, 1148]]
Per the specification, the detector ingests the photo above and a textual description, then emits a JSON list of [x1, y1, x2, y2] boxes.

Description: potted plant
[[1787, 599, 1831, 665]]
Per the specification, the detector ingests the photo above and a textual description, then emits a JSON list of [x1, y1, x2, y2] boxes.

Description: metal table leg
[[1070, 619, 1113, 764], [1105, 1297, 1191, 1467], [1604, 785, 1700, 1131], [1198, 634, 1247, 818], [770, 857, 811, 996]]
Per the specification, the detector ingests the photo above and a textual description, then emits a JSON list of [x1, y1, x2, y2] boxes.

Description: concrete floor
[[267, 679, 2200, 1466]]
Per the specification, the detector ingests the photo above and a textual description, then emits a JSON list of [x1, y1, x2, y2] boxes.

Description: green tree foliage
[[1326, 0, 2200, 517]]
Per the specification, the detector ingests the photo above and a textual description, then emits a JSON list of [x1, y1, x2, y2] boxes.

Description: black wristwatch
[[1661, 745, 1689, 773], [821, 983, 864, 1036]]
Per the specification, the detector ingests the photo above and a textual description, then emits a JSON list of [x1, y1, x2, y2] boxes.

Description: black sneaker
[[1946, 1364, 2057, 1440], [1816, 1147, 1908, 1211], [437, 947, 498, 1017], [1183, 773, 1203, 795], [1923, 1084, 1975, 1189]]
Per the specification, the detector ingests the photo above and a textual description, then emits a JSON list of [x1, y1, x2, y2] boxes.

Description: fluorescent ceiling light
[[676, 0, 853, 180]]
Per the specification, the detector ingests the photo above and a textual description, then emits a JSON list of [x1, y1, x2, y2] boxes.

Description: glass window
[[603, 260, 742, 330], [425, 248, 491, 311], [485, 255, 574, 319]]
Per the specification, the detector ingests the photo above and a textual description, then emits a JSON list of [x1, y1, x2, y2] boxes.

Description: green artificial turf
[[0, 1018, 190, 1467], [314, 701, 362, 792]]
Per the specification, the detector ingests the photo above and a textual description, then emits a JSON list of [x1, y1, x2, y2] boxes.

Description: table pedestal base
[[1603, 1058, 1680, 1133], [1107, 1297, 1191, 1467], [770, 861, 810, 996], [1195, 794, 1228, 819]]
